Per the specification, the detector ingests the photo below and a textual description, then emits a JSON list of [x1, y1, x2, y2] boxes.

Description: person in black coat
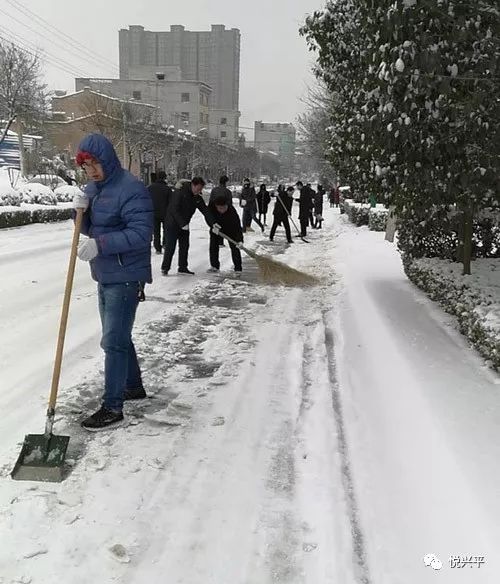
[[209, 194, 244, 274], [148, 170, 172, 253], [314, 184, 325, 229], [209, 175, 233, 247], [256, 183, 271, 226], [296, 181, 314, 237], [161, 177, 208, 275], [270, 185, 293, 243], [240, 178, 264, 233]]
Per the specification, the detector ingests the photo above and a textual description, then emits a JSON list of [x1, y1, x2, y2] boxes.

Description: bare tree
[[0, 41, 47, 145]]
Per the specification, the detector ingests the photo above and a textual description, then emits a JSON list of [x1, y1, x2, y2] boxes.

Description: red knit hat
[[75, 150, 97, 166]]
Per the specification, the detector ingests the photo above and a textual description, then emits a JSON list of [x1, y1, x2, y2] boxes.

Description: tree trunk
[[462, 201, 474, 276], [17, 120, 27, 178]]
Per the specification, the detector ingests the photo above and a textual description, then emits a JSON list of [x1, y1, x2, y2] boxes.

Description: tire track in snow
[[322, 310, 372, 584]]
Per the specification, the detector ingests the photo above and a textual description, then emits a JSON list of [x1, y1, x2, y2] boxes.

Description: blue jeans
[[98, 282, 143, 411]]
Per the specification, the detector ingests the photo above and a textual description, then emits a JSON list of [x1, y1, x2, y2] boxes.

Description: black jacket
[[148, 180, 172, 220], [240, 185, 257, 211], [211, 206, 243, 243], [166, 182, 209, 229], [256, 188, 271, 214], [298, 186, 314, 219], [209, 185, 233, 207], [314, 190, 323, 215], [273, 190, 293, 220]]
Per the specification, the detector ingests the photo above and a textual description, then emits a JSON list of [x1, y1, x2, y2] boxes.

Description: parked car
[[27, 174, 68, 190]]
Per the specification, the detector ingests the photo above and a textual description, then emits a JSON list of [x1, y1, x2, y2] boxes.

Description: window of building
[[181, 92, 190, 102], [181, 112, 190, 122], [220, 117, 227, 125], [132, 90, 142, 100], [221, 131, 227, 138]]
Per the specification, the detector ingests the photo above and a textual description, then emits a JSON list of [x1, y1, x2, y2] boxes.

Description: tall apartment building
[[119, 24, 241, 143], [254, 121, 296, 173]]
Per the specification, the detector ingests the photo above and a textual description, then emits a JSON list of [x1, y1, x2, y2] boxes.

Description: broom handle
[[47, 209, 83, 413], [215, 229, 253, 257], [275, 192, 302, 237]]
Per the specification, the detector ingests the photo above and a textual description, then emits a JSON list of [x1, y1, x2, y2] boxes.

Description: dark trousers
[[209, 232, 242, 271], [314, 216, 323, 229], [270, 216, 292, 242], [153, 217, 166, 252], [98, 282, 142, 412], [300, 217, 308, 237], [161, 227, 190, 272], [242, 207, 264, 232]]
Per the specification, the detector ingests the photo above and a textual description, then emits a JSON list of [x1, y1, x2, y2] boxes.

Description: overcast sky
[[0, 0, 323, 138]]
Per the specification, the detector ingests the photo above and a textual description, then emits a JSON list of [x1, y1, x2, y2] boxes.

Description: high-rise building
[[254, 121, 296, 174], [119, 24, 241, 143]]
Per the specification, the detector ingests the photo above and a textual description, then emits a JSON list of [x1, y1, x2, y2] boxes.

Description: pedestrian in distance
[[306, 183, 316, 228], [270, 185, 293, 243], [148, 170, 172, 254], [208, 194, 244, 276], [295, 181, 314, 238], [256, 183, 271, 226], [314, 184, 324, 229], [72, 133, 153, 430], [240, 178, 264, 234], [161, 177, 209, 276]]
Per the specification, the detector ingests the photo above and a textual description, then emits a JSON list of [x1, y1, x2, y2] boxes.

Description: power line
[[0, 4, 118, 76], [4, 0, 119, 72], [0, 29, 88, 79]]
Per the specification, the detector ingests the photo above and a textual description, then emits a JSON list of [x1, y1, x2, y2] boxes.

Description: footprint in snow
[[109, 544, 130, 564]]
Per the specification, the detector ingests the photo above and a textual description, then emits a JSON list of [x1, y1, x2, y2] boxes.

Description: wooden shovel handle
[[48, 208, 83, 410]]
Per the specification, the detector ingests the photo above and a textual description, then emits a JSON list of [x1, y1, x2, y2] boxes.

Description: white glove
[[73, 193, 89, 210], [236, 242, 243, 249], [181, 224, 189, 231], [240, 199, 247, 207], [212, 223, 221, 235], [77, 238, 98, 261]]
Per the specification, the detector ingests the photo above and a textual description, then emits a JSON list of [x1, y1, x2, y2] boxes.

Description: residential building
[[254, 121, 296, 173], [75, 77, 211, 135], [118, 24, 240, 142]]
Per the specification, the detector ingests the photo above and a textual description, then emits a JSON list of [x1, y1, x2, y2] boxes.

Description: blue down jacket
[[78, 134, 153, 284]]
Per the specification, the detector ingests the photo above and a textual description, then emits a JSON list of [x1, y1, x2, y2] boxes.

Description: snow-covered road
[[0, 207, 498, 583]]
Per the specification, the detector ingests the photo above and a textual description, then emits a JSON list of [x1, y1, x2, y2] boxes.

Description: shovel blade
[[11, 433, 70, 483]]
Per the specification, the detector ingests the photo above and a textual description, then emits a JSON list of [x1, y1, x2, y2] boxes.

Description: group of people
[[70, 132, 338, 430]]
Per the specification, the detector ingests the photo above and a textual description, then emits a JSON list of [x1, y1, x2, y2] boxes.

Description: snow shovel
[[215, 228, 319, 287], [11, 209, 83, 482], [275, 191, 310, 243]]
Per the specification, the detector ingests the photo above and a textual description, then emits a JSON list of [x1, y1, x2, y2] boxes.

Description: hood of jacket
[[77, 133, 122, 187]]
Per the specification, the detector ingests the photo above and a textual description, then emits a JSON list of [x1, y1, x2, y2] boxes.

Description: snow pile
[[0, 185, 21, 207], [54, 184, 83, 203], [406, 258, 500, 369], [368, 205, 389, 231], [17, 183, 58, 206]]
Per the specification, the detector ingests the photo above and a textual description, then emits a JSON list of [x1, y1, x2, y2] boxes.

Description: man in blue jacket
[[73, 133, 153, 430]]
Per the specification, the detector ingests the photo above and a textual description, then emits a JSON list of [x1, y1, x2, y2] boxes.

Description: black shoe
[[178, 268, 195, 275], [124, 387, 147, 401], [81, 406, 124, 430], [287, 240, 293, 244], [162, 270, 169, 276]]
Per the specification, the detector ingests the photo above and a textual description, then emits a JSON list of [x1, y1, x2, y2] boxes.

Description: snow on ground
[[0, 204, 499, 584]]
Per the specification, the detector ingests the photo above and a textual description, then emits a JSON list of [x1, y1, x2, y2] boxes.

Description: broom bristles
[[253, 253, 320, 287]]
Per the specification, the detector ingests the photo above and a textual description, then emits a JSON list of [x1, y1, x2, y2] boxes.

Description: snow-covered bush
[[368, 206, 389, 231], [345, 200, 370, 226], [0, 186, 21, 206], [0, 206, 72, 229], [405, 258, 500, 370], [31, 207, 73, 223], [54, 184, 82, 203], [17, 183, 58, 206]]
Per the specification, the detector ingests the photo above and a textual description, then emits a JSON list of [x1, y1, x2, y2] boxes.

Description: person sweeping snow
[[269, 185, 293, 243], [73, 133, 153, 430], [208, 194, 244, 276]]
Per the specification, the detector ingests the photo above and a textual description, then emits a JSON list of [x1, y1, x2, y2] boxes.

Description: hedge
[[0, 207, 73, 229], [405, 258, 500, 370]]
